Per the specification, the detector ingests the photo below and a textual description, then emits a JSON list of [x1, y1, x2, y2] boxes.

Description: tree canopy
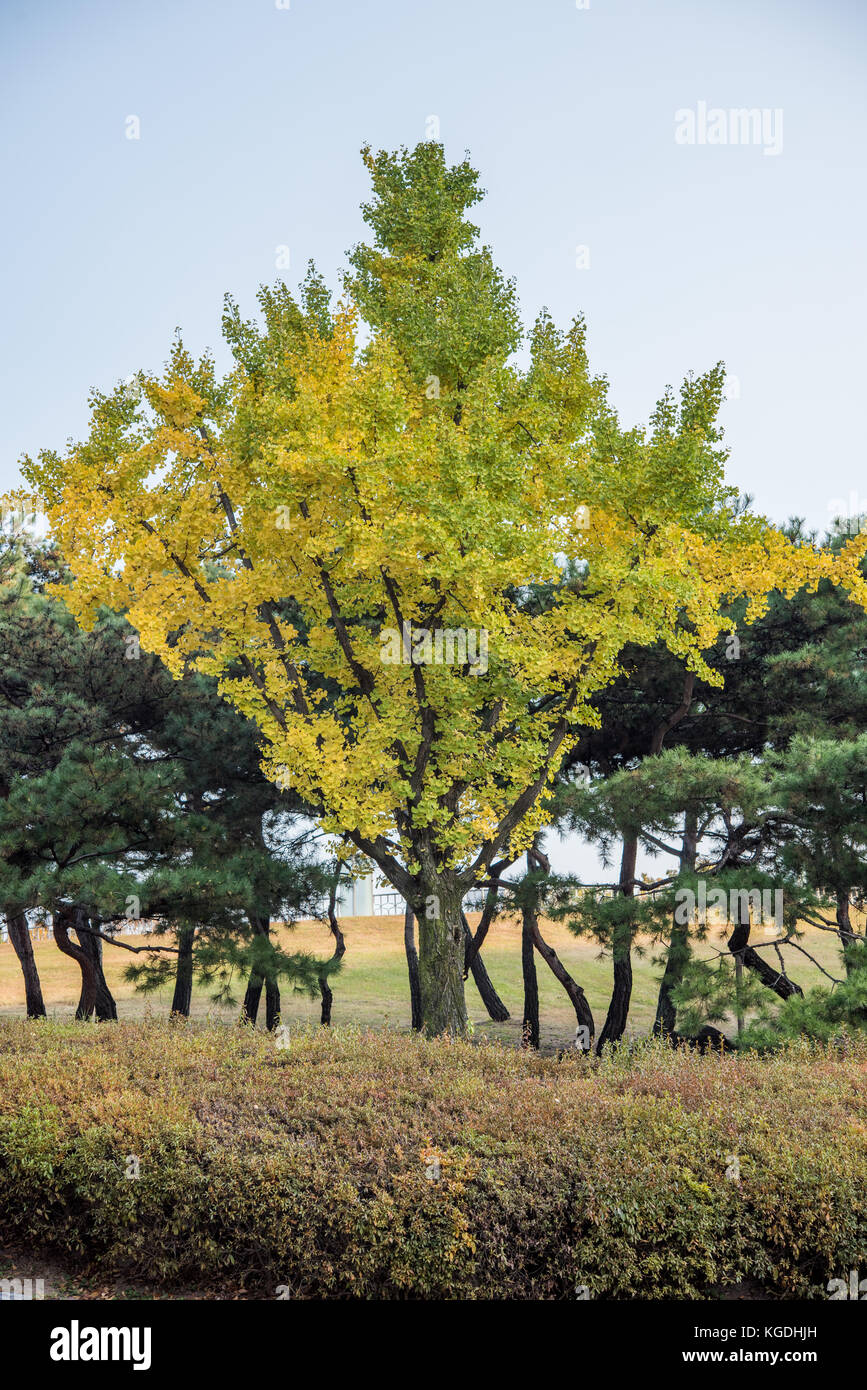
[[23, 142, 867, 1033]]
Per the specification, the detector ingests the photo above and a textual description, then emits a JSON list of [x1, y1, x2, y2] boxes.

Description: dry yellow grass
[[0, 907, 854, 1050]]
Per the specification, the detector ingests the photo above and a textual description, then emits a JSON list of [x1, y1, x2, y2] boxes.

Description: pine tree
[[0, 530, 336, 1022]]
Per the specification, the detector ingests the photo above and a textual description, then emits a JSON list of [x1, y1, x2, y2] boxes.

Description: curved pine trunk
[[319, 887, 346, 1026], [727, 918, 802, 1000], [53, 904, 98, 1020], [596, 832, 637, 1053], [530, 918, 594, 1049], [597, 943, 632, 1053], [462, 913, 509, 1022], [74, 920, 117, 1020]]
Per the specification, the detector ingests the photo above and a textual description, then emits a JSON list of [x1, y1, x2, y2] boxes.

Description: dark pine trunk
[[5, 909, 46, 1018], [461, 913, 509, 1022], [75, 920, 117, 1021], [241, 912, 279, 1027], [596, 832, 637, 1054], [242, 970, 264, 1026], [654, 810, 698, 1038], [525, 839, 593, 1048], [655, 921, 689, 1038], [521, 865, 540, 1049], [463, 861, 512, 976], [53, 904, 98, 1020], [404, 904, 423, 1032], [728, 905, 802, 1001], [319, 886, 346, 1026], [73, 922, 116, 1023], [836, 890, 859, 975], [318, 976, 333, 1025], [530, 919, 594, 1049], [171, 924, 195, 1017], [265, 975, 281, 1032], [245, 911, 281, 1032]]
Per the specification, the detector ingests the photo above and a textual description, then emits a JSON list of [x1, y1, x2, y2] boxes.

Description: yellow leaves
[[26, 289, 867, 877], [143, 378, 207, 431]]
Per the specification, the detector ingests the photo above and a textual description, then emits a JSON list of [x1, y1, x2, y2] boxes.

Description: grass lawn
[[0, 908, 853, 1050]]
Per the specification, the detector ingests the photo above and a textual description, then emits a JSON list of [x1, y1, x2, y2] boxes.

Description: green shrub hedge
[[1, 1019, 866, 1299]]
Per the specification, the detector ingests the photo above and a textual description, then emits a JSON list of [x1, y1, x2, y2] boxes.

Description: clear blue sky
[[2, 0, 865, 536]]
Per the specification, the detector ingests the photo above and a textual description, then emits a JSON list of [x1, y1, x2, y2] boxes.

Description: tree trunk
[[654, 921, 689, 1037], [75, 920, 117, 1020], [319, 885, 346, 1026], [318, 976, 333, 1025], [463, 859, 513, 974], [727, 914, 802, 1001], [242, 970, 264, 1026], [524, 840, 592, 1048], [265, 975, 281, 1032], [244, 911, 281, 1032], [171, 924, 195, 1017], [462, 913, 509, 1022], [654, 810, 698, 1037], [404, 904, 423, 1032], [416, 869, 467, 1036], [597, 832, 637, 1053], [645, 670, 697, 1040], [530, 919, 594, 1049], [521, 894, 540, 1049], [734, 952, 745, 1037], [53, 904, 98, 1020], [836, 890, 859, 975], [5, 909, 46, 1018], [597, 936, 633, 1053], [242, 821, 280, 1027], [241, 912, 278, 1027]]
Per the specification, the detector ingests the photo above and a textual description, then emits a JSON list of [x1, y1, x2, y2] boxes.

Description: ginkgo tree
[[24, 142, 867, 1035]]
